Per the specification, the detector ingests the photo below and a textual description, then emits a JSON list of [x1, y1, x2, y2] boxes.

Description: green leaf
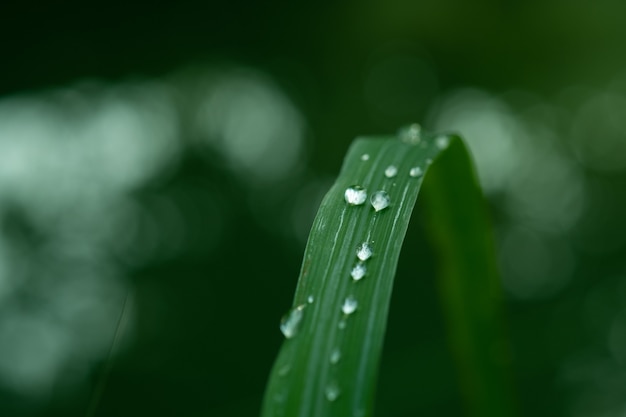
[[421, 137, 517, 417], [261, 126, 516, 417]]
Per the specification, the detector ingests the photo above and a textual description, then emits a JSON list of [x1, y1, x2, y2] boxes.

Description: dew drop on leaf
[[342, 296, 358, 315], [360, 153, 370, 161], [398, 123, 422, 145], [436, 135, 450, 150], [370, 190, 390, 212], [351, 263, 366, 281], [384, 165, 398, 178], [344, 185, 367, 205], [330, 348, 341, 364], [356, 242, 373, 261], [280, 304, 306, 339], [325, 382, 341, 401], [353, 408, 366, 417], [278, 363, 291, 376], [273, 391, 287, 403], [409, 166, 423, 178]]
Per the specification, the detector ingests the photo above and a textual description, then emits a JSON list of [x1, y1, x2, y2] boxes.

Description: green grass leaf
[[261, 126, 516, 417], [421, 137, 517, 417]]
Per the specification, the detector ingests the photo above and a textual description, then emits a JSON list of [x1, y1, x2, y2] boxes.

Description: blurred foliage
[[1, 1, 626, 416]]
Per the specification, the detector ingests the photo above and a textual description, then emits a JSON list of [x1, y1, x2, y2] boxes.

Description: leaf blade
[[262, 129, 515, 417], [422, 136, 517, 417]]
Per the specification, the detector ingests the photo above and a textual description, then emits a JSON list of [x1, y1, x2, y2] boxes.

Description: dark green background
[[1, 1, 625, 416]]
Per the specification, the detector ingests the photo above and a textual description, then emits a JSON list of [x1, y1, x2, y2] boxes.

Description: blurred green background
[[1, 1, 625, 416]]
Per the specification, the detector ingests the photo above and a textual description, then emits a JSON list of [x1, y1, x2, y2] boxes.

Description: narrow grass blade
[[86, 292, 132, 417], [262, 126, 515, 417], [422, 137, 517, 417]]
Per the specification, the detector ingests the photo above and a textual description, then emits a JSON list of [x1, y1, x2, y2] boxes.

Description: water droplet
[[384, 165, 398, 178], [351, 263, 366, 281], [307, 295, 314, 304], [360, 153, 370, 161], [280, 304, 306, 339], [425, 158, 433, 166], [273, 391, 287, 403], [325, 382, 340, 401], [398, 123, 422, 145], [409, 166, 423, 178], [436, 135, 450, 150], [356, 242, 373, 261], [330, 348, 341, 364], [338, 319, 347, 329], [342, 296, 358, 315], [278, 363, 291, 376], [370, 190, 390, 212], [344, 186, 367, 205], [353, 408, 366, 417]]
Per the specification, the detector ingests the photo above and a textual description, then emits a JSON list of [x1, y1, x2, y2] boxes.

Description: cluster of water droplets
[[278, 125, 452, 407], [344, 185, 391, 212], [398, 123, 451, 148], [323, 126, 452, 404], [335, 241, 374, 331]]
